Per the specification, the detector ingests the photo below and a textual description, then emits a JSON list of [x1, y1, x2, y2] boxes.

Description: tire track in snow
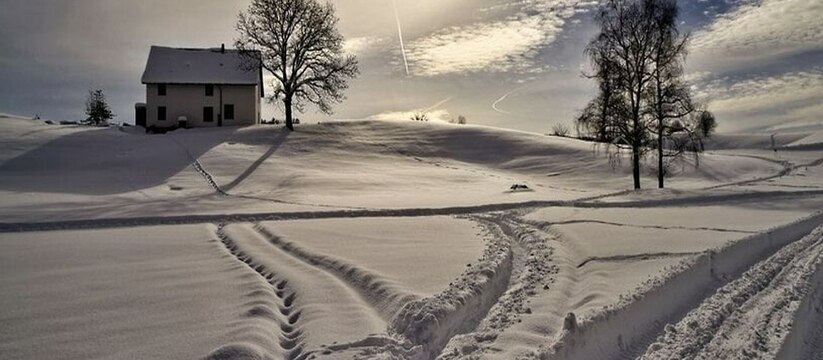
[[705, 154, 823, 190], [387, 216, 516, 359], [252, 223, 420, 321], [777, 246, 823, 360], [438, 214, 559, 359], [211, 224, 309, 360], [639, 226, 823, 360], [539, 211, 823, 360], [529, 218, 757, 235], [4, 190, 823, 233], [576, 251, 704, 268]]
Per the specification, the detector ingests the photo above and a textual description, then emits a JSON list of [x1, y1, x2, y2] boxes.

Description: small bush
[[410, 112, 429, 122], [552, 123, 570, 137], [457, 115, 467, 125]]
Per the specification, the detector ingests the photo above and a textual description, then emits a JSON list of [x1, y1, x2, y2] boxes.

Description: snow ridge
[[640, 226, 823, 359], [253, 223, 419, 320], [438, 214, 559, 359], [539, 211, 823, 360], [389, 218, 515, 359]]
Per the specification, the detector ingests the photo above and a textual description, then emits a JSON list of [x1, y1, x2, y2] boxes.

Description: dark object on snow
[[293, 118, 300, 125], [44, 120, 54, 125], [510, 184, 530, 191], [563, 312, 577, 332], [59, 120, 78, 125]]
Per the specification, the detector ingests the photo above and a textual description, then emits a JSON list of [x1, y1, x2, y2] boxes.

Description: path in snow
[[437, 214, 559, 359], [213, 224, 307, 360], [253, 222, 420, 320], [640, 226, 823, 360], [538, 211, 823, 360], [3, 189, 823, 233], [216, 223, 386, 358]]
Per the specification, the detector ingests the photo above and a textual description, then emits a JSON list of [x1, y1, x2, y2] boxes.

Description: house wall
[[145, 84, 260, 128]]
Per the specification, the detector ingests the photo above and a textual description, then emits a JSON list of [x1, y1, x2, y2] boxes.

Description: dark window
[[158, 84, 166, 96], [203, 107, 213, 123], [224, 104, 235, 120], [205, 84, 214, 97], [158, 106, 166, 121]]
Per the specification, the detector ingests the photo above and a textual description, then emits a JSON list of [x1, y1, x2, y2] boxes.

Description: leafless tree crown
[[236, 0, 358, 130]]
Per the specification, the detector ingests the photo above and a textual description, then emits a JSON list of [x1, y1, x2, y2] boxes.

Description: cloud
[[694, 67, 823, 132], [343, 36, 386, 56], [403, 0, 596, 76], [691, 0, 823, 63]]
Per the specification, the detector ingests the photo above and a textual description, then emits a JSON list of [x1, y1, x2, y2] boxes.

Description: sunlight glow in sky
[[0, 0, 821, 133]]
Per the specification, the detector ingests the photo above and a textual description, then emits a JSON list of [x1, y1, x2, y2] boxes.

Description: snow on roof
[[141, 46, 261, 85]]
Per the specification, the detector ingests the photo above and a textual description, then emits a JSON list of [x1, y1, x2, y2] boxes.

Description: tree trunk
[[658, 123, 664, 189], [284, 95, 294, 131], [633, 144, 641, 190]]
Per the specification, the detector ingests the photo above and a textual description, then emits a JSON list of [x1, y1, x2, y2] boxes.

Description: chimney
[[221, 43, 225, 54]]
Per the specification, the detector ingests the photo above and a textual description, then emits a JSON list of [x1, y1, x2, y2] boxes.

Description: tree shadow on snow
[[0, 126, 283, 195]]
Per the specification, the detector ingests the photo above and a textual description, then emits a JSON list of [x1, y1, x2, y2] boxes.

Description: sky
[[0, 0, 821, 134]]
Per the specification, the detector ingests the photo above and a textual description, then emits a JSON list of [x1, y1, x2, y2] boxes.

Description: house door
[[203, 107, 214, 125], [217, 113, 223, 127], [135, 106, 146, 127]]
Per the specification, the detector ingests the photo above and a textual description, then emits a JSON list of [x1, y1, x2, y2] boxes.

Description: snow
[[141, 46, 261, 85], [788, 131, 823, 147], [0, 225, 265, 360], [262, 217, 486, 296], [1, 117, 823, 359]]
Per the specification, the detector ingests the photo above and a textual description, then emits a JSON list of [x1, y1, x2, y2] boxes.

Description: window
[[158, 106, 166, 121], [203, 107, 213, 123], [224, 104, 234, 120], [205, 84, 214, 97], [158, 84, 166, 96]]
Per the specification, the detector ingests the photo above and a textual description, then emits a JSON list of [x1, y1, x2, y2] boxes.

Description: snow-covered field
[[1, 115, 822, 359]]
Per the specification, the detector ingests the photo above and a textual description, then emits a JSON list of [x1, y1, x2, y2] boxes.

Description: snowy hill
[[1, 118, 823, 360], [0, 119, 787, 222]]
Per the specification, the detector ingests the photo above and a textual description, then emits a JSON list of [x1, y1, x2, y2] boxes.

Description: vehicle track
[[387, 217, 515, 359], [213, 224, 308, 360], [437, 214, 559, 359], [538, 211, 823, 360], [252, 223, 419, 320], [639, 226, 823, 360], [4, 189, 823, 233]]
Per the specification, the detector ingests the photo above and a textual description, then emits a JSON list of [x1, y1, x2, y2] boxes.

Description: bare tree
[[588, 0, 660, 189], [584, 0, 712, 189], [577, 38, 625, 143], [236, 0, 359, 131], [646, 0, 693, 188]]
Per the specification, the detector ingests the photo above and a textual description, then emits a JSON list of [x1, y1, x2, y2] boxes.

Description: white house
[[137, 45, 264, 129]]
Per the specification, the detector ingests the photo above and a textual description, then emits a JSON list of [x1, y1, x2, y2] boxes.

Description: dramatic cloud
[[695, 68, 823, 132], [404, 0, 596, 76], [691, 0, 823, 64]]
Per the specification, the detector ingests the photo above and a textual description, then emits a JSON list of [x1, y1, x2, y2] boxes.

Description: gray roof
[[141, 46, 262, 85]]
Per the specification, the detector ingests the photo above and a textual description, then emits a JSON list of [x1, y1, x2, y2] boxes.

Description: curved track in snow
[[3, 189, 823, 233], [538, 212, 823, 360]]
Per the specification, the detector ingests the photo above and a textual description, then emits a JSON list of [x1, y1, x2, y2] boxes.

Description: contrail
[[391, 0, 410, 76], [492, 89, 516, 114]]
